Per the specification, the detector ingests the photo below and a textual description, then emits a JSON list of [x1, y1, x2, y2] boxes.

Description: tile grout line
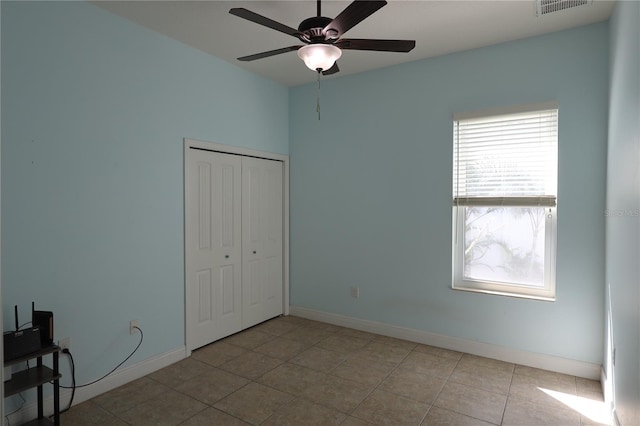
[[497, 363, 516, 426], [257, 323, 350, 425], [344, 340, 412, 422], [245, 323, 337, 423], [426, 350, 465, 425], [414, 343, 448, 425], [297, 325, 369, 422]]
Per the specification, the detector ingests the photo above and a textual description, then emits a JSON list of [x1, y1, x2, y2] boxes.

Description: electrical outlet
[[350, 287, 359, 298], [130, 320, 139, 334], [59, 337, 71, 351]]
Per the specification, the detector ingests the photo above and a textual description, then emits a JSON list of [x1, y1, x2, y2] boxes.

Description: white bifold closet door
[[241, 157, 284, 328], [185, 148, 283, 351]]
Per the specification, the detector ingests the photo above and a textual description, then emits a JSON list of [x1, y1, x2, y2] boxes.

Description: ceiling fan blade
[[322, 62, 340, 75], [336, 38, 416, 52], [324, 1, 387, 37], [237, 46, 303, 62], [229, 8, 301, 38]]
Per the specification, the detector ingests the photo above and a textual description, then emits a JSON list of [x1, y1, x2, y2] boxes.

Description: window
[[452, 103, 558, 300]]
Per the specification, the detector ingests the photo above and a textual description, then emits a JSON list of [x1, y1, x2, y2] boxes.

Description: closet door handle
[[225, 255, 229, 259], [253, 251, 257, 254]]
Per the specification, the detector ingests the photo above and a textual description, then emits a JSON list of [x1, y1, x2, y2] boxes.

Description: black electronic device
[[3, 305, 42, 361], [32, 302, 54, 346]]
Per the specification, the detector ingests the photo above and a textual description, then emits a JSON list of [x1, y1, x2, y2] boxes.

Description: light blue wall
[[606, 1, 640, 424], [290, 23, 608, 365], [1, 0, 288, 407], [1, 0, 617, 414]]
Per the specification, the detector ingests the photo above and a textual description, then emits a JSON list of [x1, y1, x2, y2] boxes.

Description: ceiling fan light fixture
[[297, 44, 342, 72]]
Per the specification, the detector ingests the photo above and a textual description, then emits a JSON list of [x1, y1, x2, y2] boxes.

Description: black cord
[[61, 326, 143, 389], [4, 392, 26, 425], [58, 326, 143, 412], [59, 348, 75, 414]]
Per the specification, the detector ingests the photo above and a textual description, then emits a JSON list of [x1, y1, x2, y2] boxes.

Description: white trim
[[289, 305, 601, 380], [453, 100, 559, 121], [283, 154, 290, 316], [612, 409, 621, 426], [183, 138, 290, 352], [5, 346, 186, 424], [601, 366, 614, 422]]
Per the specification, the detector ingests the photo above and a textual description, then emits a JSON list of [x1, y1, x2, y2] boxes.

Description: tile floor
[[61, 316, 610, 425]]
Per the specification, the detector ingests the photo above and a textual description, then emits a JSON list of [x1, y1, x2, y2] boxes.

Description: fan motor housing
[[298, 16, 337, 41]]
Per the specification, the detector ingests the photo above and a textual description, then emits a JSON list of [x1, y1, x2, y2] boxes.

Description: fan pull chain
[[316, 69, 321, 121]]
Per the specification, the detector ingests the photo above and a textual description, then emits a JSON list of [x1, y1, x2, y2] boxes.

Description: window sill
[[451, 285, 556, 302]]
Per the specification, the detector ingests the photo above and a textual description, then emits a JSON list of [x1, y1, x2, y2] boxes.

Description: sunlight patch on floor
[[538, 387, 611, 425]]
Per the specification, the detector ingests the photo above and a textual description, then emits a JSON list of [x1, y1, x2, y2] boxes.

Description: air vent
[[536, 0, 592, 16]]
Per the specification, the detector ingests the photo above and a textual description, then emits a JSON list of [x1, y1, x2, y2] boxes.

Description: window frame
[[451, 102, 558, 301], [452, 205, 557, 300]]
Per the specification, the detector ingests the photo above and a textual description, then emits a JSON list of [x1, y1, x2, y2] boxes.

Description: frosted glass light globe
[[297, 44, 342, 71]]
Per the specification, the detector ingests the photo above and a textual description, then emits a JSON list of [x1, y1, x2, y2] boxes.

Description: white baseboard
[[289, 305, 601, 380], [5, 346, 187, 425], [601, 366, 616, 425]]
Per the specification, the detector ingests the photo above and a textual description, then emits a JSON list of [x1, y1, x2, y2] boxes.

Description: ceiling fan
[[229, 0, 416, 75]]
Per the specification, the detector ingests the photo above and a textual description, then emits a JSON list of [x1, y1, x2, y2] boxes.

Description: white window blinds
[[453, 104, 558, 207]]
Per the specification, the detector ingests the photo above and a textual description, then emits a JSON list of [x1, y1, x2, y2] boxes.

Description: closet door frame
[[183, 138, 290, 355]]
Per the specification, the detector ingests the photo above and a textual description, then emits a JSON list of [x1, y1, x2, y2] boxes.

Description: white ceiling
[[93, 0, 615, 87]]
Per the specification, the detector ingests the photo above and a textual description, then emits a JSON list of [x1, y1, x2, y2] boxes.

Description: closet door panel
[[186, 149, 242, 351], [242, 157, 284, 327]]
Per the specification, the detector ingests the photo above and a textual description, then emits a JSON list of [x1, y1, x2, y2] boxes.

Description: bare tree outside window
[[463, 206, 546, 287]]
